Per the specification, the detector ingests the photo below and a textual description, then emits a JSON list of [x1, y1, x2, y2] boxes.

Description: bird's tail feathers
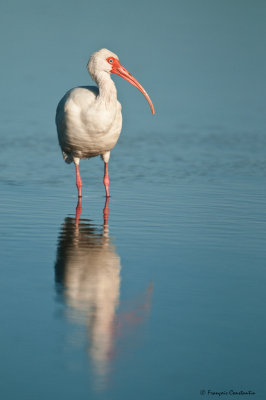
[[62, 151, 73, 164]]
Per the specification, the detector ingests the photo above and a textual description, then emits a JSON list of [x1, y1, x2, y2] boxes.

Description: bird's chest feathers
[[81, 103, 118, 134], [64, 99, 122, 156]]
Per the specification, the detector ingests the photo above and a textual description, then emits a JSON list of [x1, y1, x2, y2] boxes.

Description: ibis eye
[[109, 58, 113, 63]]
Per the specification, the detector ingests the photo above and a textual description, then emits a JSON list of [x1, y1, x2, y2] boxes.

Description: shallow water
[[1, 165, 266, 399], [1, 0, 266, 399]]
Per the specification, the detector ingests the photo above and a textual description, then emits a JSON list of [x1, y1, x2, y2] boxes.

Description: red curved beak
[[111, 61, 155, 115]]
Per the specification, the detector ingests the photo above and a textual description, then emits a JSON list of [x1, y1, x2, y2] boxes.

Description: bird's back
[[56, 86, 122, 163]]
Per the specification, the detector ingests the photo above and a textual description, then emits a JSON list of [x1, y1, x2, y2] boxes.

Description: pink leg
[[103, 162, 110, 198], [103, 197, 109, 226], [75, 197, 82, 228], [75, 163, 82, 197]]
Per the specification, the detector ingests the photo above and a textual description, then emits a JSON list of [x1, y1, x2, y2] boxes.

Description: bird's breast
[[57, 87, 122, 159]]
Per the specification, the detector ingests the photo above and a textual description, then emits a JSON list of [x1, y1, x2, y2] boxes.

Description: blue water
[[1, 0, 266, 399]]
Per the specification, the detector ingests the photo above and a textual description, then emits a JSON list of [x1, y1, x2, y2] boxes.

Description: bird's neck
[[95, 72, 117, 105]]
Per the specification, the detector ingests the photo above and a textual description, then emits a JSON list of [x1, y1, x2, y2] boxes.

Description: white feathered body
[[56, 83, 122, 163]]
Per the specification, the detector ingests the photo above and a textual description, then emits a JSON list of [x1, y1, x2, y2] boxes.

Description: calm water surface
[[1, 1, 266, 399], [1, 146, 266, 399]]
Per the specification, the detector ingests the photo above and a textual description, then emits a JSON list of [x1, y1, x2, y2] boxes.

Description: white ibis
[[56, 48, 155, 198]]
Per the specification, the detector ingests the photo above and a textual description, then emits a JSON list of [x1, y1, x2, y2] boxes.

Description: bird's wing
[[56, 86, 99, 122], [56, 86, 99, 158]]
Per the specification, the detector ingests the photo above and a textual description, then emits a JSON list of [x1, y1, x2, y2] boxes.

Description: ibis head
[[88, 48, 155, 114]]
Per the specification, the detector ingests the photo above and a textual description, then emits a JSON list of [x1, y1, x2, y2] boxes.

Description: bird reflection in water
[[54, 198, 153, 389]]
